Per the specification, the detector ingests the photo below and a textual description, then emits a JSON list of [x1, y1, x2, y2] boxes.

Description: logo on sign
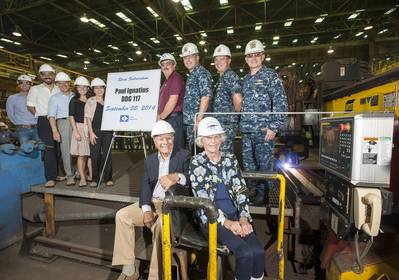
[[120, 115, 129, 122]]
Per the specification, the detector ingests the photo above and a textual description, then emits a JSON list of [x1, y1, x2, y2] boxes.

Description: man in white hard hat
[[158, 53, 185, 150], [240, 39, 288, 205], [180, 42, 212, 152], [112, 120, 190, 280], [27, 63, 60, 187], [48, 72, 75, 186], [6, 74, 39, 144], [212, 44, 242, 153]]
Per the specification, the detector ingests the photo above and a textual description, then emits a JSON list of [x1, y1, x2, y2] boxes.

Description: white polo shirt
[[27, 83, 60, 117]]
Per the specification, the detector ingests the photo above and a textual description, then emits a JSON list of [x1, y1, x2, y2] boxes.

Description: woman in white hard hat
[[69, 76, 93, 187], [190, 117, 265, 280], [85, 78, 113, 187]]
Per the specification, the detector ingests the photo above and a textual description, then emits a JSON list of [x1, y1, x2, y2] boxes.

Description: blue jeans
[[16, 127, 39, 145]]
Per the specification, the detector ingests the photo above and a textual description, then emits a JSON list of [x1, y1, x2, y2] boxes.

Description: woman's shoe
[[105, 180, 114, 187], [79, 181, 87, 187], [44, 180, 55, 188], [89, 182, 97, 188]]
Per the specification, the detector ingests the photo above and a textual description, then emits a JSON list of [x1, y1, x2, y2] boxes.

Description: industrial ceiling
[[0, 0, 398, 78]]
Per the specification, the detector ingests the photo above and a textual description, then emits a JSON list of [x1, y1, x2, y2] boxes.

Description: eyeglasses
[[160, 61, 174, 67], [245, 52, 263, 58]]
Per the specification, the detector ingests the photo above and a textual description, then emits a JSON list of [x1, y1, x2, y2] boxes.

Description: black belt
[[16, 124, 37, 129], [169, 112, 182, 117], [57, 117, 68, 120]]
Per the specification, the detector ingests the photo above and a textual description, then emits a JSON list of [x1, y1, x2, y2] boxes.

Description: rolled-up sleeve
[[47, 95, 57, 118]]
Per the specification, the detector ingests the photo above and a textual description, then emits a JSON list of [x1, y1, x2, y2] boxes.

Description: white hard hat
[[151, 120, 175, 137], [39, 64, 55, 73], [213, 44, 231, 57], [17, 74, 33, 83], [91, 77, 106, 87], [74, 76, 90, 86], [55, 72, 71, 82], [159, 53, 176, 66], [180, 42, 199, 57], [245, 39, 265, 55], [197, 117, 224, 137]]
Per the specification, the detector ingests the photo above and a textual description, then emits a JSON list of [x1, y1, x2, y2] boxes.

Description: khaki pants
[[112, 200, 163, 279]]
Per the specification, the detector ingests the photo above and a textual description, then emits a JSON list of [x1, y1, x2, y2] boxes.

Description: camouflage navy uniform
[[183, 64, 212, 150], [240, 65, 288, 197], [213, 68, 241, 153]]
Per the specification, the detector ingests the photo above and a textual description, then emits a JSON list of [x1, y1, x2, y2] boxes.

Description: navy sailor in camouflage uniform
[[180, 42, 212, 152], [240, 39, 288, 205], [212, 44, 242, 154]]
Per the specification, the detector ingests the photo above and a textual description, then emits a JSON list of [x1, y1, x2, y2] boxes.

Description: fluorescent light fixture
[[239, 68, 243, 72], [220, 0, 228, 5], [317, 72, 321, 76], [80, 15, 89, 23], [84, 60, 90, 64], [89, 18, 106, 28], [116, 12, 132, 23], [13, 41, 21, 45], [327, 48, 334, 54], [226, 26, 234, 34], [12, 31, 22, 37], [284, 18, 294, 27], [378, 28, 388, 34], [236, 44, 241, 49], [272, 41, 278, 45], [275, 66, 279, 70], [315, 14, 328, 23], [114, 58, 120, 62], [255, 23, 262, 31], [143, 58, 148, 62], [1, 38, 13, 43], [93, 48, 102, 53], [199, 40, 206, 45], [174, 34, 183, 41], [333, 34, 342, 39], [364, 25, 373, 30], [136, 50, 142, 55], [56, 54, 68, 58], [273, 35, 280, 40], [292, 38, 298, 43], [384, 7, 397, 15], [150, 37, 160, 44], [146, 6, 159, 17], [347, 9, 364, 20], [180, 0, 193, 11], [355, 31, 364, 37], [299, 79, 303, 83], [310, 37, 318, 43], [40, 56, 52, 61], [363, 34, 368, 38], [266, 56, 271, 61], [204, 48, 208, 53], [128, 41, 139, 47], [200, 31, 207, 37], [103, 61, 110, 65], [172, 0, 180, 3], [74, 51, 83, 56], [107, 44, 119, 50], [313, 63, 318, 67], [128, 57, 134, 61], [292, 62, 296, 66]]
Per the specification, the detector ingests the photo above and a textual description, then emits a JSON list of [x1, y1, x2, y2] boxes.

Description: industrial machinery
[[319, 64, 399, 279]]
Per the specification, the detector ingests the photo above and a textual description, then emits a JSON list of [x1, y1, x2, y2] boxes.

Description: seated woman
[[189, 117, 265, 280]]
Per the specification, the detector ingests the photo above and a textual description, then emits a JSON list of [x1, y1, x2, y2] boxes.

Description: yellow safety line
[[276, 174, 286, 280], [208, 222, 217, 280], [162, 213, 172, 280]]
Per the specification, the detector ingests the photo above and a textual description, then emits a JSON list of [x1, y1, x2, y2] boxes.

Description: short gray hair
[[195, 133, 227, 148]]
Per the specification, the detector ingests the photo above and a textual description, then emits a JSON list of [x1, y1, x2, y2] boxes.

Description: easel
[[96, 132, 148, 190]]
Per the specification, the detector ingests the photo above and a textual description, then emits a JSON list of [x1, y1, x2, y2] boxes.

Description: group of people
[[113, 39, 288, 280], [5, 64, 113, 188], [158, 39, 288, 205]]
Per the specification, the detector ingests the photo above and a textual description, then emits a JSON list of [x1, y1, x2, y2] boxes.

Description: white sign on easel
[[101, 69, 161, 131]]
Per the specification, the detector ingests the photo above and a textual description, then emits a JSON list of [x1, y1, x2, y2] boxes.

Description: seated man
[[112, 120, 190, 280]]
